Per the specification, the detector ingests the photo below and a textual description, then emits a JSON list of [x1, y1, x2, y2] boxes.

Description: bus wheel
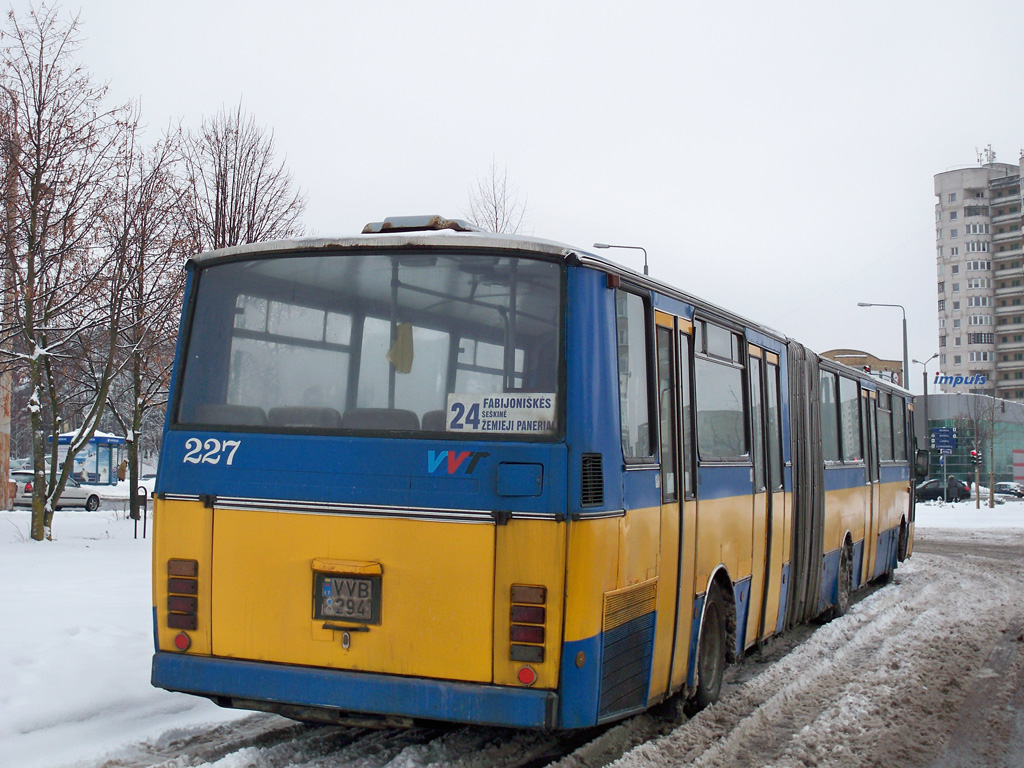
[[686, 583, 727, 715], [897, 521, 908, 562], [833, 543, 852, 618]]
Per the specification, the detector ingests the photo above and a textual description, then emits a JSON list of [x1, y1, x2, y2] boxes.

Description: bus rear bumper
[[151, 652, 558, 729]]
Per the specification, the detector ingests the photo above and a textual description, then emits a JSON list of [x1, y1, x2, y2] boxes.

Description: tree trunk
[[29, 374, 47, 541]]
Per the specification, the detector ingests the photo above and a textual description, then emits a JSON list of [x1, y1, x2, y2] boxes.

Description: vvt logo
[[427, 450, 490, 475], [934, 373, 987, 387]]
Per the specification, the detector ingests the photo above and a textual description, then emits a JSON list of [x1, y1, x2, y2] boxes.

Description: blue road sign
[[931, 427, 957, 450]]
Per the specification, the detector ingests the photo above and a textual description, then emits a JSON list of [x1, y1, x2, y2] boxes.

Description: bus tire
[[833, 542, 852, 619], [897, 520, 908, 562], [686, 583, 727, 715]]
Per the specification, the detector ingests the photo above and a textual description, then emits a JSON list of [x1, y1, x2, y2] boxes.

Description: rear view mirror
[[915, 448, 930, 478]]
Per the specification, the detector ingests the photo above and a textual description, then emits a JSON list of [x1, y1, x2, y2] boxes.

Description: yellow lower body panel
[[157, 502, 499, 683]]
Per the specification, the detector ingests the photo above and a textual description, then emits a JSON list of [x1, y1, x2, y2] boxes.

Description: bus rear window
[[174, 251, 563, 438]]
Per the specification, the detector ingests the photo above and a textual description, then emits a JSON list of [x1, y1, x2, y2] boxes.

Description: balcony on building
[[994, 247, 1023, 265], [996, 355, 1024, 370], [962, 198, 989, 216], [995, 316, 1024, 334], [995, 281, 1024, 297], [995, 302, 1024, 316], [997, 334, 1024, 350]]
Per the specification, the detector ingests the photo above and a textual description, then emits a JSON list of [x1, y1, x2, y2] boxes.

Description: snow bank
[[1, 500, 1023, 767], [914, 496, 1024, 529], [0, 510, 243, 768]]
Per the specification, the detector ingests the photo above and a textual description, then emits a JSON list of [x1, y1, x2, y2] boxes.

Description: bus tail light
[[517, 665, 538, 686], [509, 584, 546, 671], [167, 559, 199, 639]]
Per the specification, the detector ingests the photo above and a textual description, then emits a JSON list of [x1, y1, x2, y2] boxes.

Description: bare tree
[[465, 158, 528, 234], [180, 102, 306, 252], [963, 394, 1024, 509], [0, 3, 129, 540], [102, 112, 187, 521]]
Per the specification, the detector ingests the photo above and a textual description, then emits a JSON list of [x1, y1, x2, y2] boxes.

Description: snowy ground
[[1, 492, 1023, 768]]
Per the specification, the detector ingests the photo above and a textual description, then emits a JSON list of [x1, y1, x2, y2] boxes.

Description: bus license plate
[[314, 573, 381, 624]]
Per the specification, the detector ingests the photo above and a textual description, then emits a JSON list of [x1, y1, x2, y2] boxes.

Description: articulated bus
[[151, 216, 924, 729]]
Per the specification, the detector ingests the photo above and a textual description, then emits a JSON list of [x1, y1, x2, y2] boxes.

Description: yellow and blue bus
[[151, 216, 923, 729]]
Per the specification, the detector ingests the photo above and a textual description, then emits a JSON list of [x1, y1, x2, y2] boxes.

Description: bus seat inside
[[421, 410, 447, 432], [195, 404, 267, 426], [340, 408, 421, 431], [267, 407, 343, 428]]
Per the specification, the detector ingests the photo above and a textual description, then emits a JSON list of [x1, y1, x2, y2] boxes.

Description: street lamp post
[[912, 353, 938, 474], [593, 243, 649, 276], [858, 302, 908, 388]]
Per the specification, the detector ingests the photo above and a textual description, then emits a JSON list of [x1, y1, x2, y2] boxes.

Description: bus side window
[[819, 370, 840, 463], [693, 320, 747, 461], [616, 290, 654, 460], [838, 376, 861, 462], [657, 326, 677, 501], [766, 362, 784, 490], [877, 391, 894, 462], [679, 332, 695, 498], [892, 396, 907, 462]]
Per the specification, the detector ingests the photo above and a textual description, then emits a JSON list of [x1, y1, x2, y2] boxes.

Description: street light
[[912, 353, 938, 464], [593, 243, 648, 276], [858, 302, 908, 388]]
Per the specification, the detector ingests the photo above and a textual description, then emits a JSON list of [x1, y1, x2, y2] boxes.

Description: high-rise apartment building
[[934, 151, 1024, 398]]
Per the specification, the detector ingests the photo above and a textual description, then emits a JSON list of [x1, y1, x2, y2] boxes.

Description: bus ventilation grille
[[598, 580, 658, 721], [581, 454, 604, 507]]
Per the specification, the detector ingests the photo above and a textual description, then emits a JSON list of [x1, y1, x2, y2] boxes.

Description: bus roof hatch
[[362, 215, 484, 234]]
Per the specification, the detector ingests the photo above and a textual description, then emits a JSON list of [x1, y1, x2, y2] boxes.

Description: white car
[[994, 481, 1024, 499], [11, 471, 101, 511]]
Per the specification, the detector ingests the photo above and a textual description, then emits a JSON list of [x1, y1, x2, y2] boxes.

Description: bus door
[[651, 315, 699, 699], [861, 389, 881, 583], [745, 348, 769, 648], [666, 323, 698, 694], [745, 348, 786, 647], [763, 358, 786, 636]]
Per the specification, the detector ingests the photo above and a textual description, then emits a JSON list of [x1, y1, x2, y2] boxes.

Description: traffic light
[[970, 449, 982, 465]]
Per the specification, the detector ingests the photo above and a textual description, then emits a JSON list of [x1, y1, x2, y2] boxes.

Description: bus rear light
[[510, 605, 545, 624], [167, 559, 199, 639], [510, 585, 546, 604], [511, 644, 544, 663], [168, 612, 197, 630], [167, 577, 198, 595], [517, 666, 538, 686], [168, 559, 199, 577], [168, 595, 197, 613], [510, 624, 545, 643], [509, 583, 547, 666]]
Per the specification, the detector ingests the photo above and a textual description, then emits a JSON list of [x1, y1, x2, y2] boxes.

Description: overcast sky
[[20, 1, 1024, 393]]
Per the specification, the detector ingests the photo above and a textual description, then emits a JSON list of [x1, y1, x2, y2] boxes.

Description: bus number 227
[[183, 438, 241, 466]]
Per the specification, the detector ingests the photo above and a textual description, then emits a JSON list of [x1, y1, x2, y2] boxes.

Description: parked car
[[993, 481, 1024, 498], [915, 477, 970, 502], [11, 471, 100, 510]]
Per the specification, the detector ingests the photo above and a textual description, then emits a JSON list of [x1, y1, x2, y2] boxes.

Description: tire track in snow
[[608, 541, 1024, 768], [86, 531, 1024, 768]]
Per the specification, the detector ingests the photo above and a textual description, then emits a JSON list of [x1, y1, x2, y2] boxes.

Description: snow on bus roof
[[184, 218, 898, 375], [187, 229, 580, 267]]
